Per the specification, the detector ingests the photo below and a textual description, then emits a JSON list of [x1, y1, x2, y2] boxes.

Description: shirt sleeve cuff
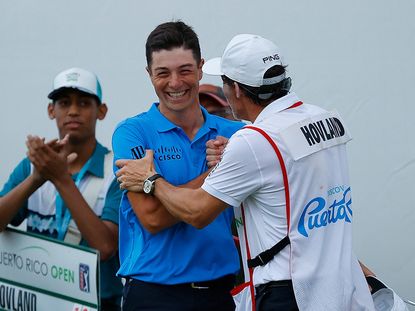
[[201, 182, 241, 208]]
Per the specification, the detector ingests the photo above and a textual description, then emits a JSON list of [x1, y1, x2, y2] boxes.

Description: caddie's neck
[[224, 81, 266, 123], [246, 102, 266, 123]]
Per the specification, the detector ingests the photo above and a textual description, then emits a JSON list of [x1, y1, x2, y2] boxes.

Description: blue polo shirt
[[0, 142, 123, 303], [112, 103, 244, 284]]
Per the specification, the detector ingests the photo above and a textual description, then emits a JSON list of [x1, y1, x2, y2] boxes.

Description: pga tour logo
[[79, 263, 90, 293]]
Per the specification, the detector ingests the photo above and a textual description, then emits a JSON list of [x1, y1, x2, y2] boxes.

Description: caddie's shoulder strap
[[243, 126, 291, 269], [247, 236, 290, 268]]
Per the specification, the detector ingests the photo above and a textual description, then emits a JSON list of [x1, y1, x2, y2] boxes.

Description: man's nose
[[169, 72, 182, 89], [68, 102, 80, 115]]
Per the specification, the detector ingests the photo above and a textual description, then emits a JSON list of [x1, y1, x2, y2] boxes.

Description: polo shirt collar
[[255, 92, 301, 124], [192, 106, 221, 139], [83, 141, 109, 178], [200, 106, 218, 130], [147, 103, 178, 133], [147, 103, 217, 138]]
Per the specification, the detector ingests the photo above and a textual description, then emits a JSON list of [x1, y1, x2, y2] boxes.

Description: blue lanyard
[[55, 158, 92, 240]]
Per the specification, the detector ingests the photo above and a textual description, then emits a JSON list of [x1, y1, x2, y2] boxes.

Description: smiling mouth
[[167, 90, 187, 98]]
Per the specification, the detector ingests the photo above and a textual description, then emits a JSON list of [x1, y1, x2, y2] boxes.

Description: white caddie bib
[[239, 112, 374, 310]]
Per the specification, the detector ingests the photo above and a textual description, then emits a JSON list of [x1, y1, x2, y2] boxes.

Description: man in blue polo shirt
[[0, 67, 123, 310], [112, 21, 244, 311]]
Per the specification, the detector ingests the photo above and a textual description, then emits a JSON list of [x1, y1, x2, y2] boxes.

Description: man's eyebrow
[[179, 63, 194, 68], [153, 66, 168, 71], [153, 63, 195, 71]]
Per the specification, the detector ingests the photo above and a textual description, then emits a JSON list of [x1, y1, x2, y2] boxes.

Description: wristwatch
[[143, 174, 163, 195]]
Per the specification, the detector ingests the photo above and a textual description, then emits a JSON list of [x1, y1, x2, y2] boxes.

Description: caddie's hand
[[115, 150, 156, 192], [26, 135, 72, 183], [206, 135, 229, 168]]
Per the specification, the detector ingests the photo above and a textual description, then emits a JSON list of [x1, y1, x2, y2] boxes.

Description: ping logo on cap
[[262, 53, 280, 64], [66, 72, 80, 82]]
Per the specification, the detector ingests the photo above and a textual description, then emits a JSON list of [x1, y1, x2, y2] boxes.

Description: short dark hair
[[145, 21, 201, 68], [221, 65, 291, 106]]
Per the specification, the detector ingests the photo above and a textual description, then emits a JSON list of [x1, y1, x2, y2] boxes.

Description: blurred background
[[1, 0, 414, 304]]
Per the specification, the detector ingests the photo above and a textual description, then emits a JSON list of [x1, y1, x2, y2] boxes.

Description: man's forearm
[[154, 178, 227, 229], [179, 170, 211, 189], [127, 191, 180, 234], [0, 175, 44, 231], [125, 168, 212, 234]]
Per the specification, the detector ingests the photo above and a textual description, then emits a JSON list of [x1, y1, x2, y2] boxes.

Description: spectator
[[0, 67, 123, 311], [199, 84, 235, 120]]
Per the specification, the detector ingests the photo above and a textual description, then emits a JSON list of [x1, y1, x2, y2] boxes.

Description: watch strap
[[144, 173, 163, 195], [148, 173, 162, 182]]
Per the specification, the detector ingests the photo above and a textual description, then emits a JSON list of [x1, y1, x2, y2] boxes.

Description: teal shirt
[[0, 142, 123, 303]]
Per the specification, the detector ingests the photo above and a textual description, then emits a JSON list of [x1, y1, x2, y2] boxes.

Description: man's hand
[[26, 134, 73, 183], [115, 150, 156, 192], [206, 135, 228, 168]]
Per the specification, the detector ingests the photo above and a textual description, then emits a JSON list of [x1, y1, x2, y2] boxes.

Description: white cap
[[48, 67, 102, 102], [203, 34, 286, 87]]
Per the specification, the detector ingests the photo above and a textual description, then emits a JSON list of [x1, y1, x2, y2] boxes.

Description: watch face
[[143, 180, 152, 194]]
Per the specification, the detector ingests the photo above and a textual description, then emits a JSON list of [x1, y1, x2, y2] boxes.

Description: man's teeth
[[169, 91, 186, 98]]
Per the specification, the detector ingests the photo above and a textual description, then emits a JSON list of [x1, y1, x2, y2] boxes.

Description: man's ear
[[234, 82, 242, 99], [146, 66, 152, 77], [198, 58, 205, 81], [97, 103, 108, 120], [47, 103, 55, 119]]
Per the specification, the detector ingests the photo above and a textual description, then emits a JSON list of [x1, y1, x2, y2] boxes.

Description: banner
[[0, 228, 99, 311]]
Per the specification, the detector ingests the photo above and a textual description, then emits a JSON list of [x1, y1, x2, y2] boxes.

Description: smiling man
[[0, 67, 123, 310], [111, 21, 244, 311]]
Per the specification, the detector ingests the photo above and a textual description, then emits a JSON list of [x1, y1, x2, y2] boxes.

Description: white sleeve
[[202, 130, 266, 207]]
